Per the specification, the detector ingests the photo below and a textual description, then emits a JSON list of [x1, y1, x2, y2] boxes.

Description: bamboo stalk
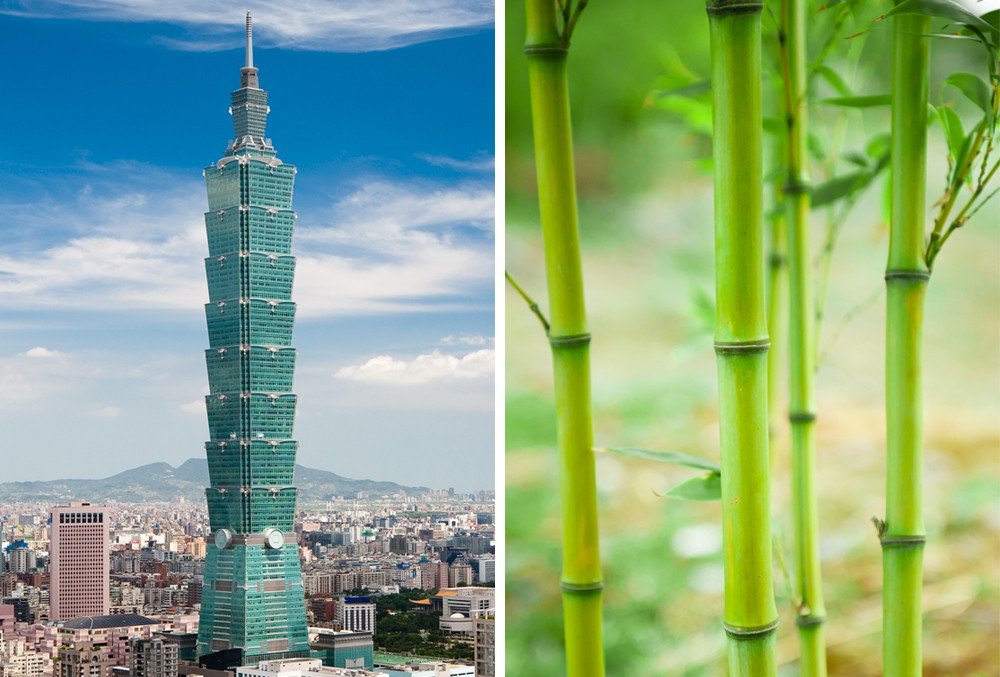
[[780, 0, 827, 672], [767, 164, 788, 441], [708, 1, 779, 673], [524, 2, 604, 674], [883, 10, 929, 676]]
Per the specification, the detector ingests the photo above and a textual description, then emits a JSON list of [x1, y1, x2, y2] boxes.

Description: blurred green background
[[504, 1, 1000, 674]]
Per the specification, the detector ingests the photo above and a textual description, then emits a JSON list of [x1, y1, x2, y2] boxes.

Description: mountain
[[0, 458, 428, 504]]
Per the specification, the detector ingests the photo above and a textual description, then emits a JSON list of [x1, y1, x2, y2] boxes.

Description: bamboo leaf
[[808, 133, 828, 162], [597, 446, 720, 473], [665, 473, 722, 501], [763, 116, 784, 137], [652, 80, 712, 99], [952, 131, 978, 188], [844, 151, 871, 167], [943, 72, 994, 120], [815, 64, 854, 97], [936, 105, 966, 163], [650, 96, 713, 136], [821, 94, 892, 108], [883, 0, 994, 32], [811, 170, 869, 207], [866, 132, 892, 160]]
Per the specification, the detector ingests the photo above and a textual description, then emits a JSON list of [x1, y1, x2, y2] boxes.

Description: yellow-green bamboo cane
[[883, 10, 930, 676], [767, 162, 788, 443], [708, 1, 779, 673], [780, 0, 827, 672], [524, 1, 604, 674]]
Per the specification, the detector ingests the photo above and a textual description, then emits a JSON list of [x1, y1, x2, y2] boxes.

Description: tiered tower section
[[197, 13, 309, 668]]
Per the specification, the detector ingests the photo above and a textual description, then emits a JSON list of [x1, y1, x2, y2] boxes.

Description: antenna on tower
[[245, 11, 253, 69]]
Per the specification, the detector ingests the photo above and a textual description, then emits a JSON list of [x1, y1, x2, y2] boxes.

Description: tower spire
[[245, 11, 253, 69], [240, 11, 259, 89]]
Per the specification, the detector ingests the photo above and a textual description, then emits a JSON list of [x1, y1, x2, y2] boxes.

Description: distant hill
[[0, 458, 428, 504]]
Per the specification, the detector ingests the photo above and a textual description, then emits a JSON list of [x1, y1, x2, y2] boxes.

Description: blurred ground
[[504, 2, 1000, 674]]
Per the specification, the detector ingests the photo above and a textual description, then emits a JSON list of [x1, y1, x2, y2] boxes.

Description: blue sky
[[0, 2, 495, 491]]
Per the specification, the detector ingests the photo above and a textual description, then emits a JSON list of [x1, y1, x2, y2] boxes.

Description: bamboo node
[[713, 339, 769, 355], [722, 619, 779, 639], [706, 0, 763, 16], [884, 269, 930, 282], [788, 410, 816, 423], [795, 614, 825, 628], [524, 43, 568, 57], [879, 535, 926, 549], [782, 179, 811, 195], [549, 332, 592, 347], [560, 580, 604, 595]]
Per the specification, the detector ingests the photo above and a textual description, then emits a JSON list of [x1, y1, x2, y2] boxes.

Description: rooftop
[[62, 614, 160, 630]]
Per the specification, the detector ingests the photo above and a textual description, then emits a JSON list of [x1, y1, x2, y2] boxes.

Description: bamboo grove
[[509, 0, 998, 673]]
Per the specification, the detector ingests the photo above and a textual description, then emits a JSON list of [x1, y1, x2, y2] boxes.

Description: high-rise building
[[48, 502, 109, 620], [196, 13, 309, 668], [130, 637, 179, 677], [473, 615, 494, 677], [8, 547, 36, 575], [336, 598, 375, 634], [476, 558, 495, 584]]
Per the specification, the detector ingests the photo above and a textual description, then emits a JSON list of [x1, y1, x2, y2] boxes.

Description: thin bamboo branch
[[506, 271, 552, 332]]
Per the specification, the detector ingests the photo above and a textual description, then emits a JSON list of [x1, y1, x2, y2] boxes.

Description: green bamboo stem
[[781, 0, 827, 672], [883, 10, 929, 677], [708, 2, 779, 673], [524, 2, 604, 674], [767, 165, 788, 442]]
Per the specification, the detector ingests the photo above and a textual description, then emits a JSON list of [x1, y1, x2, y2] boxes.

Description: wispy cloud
[[335, 348, 494, 385], [0, 1, 494, 52], [440, 334, 493, 346], [179, 399, 206, 415], [417, 153, 495, 173], [0, 168, 493, 317]]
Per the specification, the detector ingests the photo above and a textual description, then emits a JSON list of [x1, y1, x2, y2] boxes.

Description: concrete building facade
[[48, 502, 109, 621]]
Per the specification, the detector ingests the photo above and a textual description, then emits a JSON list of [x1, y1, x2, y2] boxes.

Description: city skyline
[[0, 4, 495, 491]]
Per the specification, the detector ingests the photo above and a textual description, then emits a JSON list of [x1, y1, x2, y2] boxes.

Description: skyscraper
[[48, 501, 109, 621], [197, 13, 309, 667]]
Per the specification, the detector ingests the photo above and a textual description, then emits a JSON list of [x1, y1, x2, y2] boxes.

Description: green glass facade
[[197, 21, 310, 667]]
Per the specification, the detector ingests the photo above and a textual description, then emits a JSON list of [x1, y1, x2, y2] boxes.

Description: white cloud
[[0, 350, 99, 406], [0, 1, 493, 52], [417, 153, 495, 173], [22, 347, 66, 359], [92, 405, 123, 418], [180, 399, 207, 415], [335, 348, 494, 385], [440, 335, 493, 346], [0, 170, 493, 317]]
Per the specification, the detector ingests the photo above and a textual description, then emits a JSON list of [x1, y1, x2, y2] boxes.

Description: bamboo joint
[[548, 332, 592, 347], [561, 580, 604, 595], [795, 615, 825, 628], [880, 535, 926, 549], [723, 619, 780, 640], [714, 339, 770, 354], [884, 269, 930, 282], [524, 43, 568, 57], [706, 0, 763, 16]]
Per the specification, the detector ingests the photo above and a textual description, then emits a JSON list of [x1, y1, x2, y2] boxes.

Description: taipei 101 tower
[[197, 13, 310, 668]]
